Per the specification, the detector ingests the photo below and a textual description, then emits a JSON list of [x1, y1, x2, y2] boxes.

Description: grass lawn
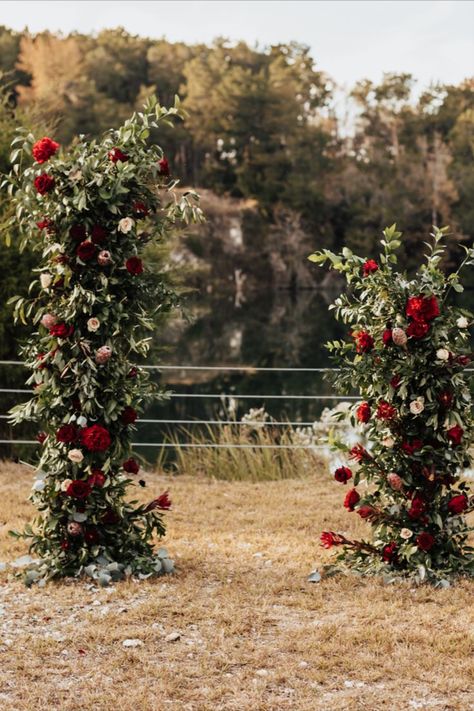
[[0, 461, 472, 711]]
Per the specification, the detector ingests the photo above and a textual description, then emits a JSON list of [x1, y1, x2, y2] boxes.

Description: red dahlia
[[56, 424, 78, 444], [416, 532, 435, 552], [32, 137, 59, 163], [406, 295, 439, 323], [406, 320, 430, 339], [80, 424, 111, 452], [362, 259, 378, 277]]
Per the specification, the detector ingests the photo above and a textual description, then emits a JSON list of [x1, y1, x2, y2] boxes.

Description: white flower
[[40, 273, 53, 289], [118, 217, 134, 234], [32, 480, 46, 492], [400, 528, 413, 540], [436, 348, 450, 361], [68, 449, 84, 463], [457, 316, 469, 328], [61, 478, 73, 492], [76, 415, 87, 428], [410, 397, 425, 415], [382, 436, 395, 448], [87, 317, 100, 332]]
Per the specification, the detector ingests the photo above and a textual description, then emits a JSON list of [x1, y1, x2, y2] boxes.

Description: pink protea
[[95, 346, 112, 364], [41, 313, 57, 329], [387, 472, 403, 491], [97, 250, 112, 266], [392, 327, 407, 347]]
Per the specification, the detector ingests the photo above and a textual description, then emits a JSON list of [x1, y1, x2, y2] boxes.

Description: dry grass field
[[0, 460, 473, 711]]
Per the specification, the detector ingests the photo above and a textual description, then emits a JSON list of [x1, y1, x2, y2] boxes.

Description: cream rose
[[40, 273, 53, 289], [457, 316, 469, 328], [87, 317, 100, 332], [118, 217, 134, 234], [61, 478, 73, 492], [68, 449, 84, 463], [436, 348, 450, 361], [400, 528, 413, 540], [410, 397, 425, 415], [382, 436, 395, 448]]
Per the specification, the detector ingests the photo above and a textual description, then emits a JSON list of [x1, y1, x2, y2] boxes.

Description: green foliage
[[310, 226, 474, 584], [5, 97, 203, 584]]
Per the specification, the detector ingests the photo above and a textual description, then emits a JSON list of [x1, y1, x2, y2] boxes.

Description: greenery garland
[[309, 226, 473, 585], [5, 97, 203, 586]]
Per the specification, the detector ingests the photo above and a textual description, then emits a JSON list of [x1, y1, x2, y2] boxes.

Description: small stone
[[255, 669, 268, 677], [122, 638, 143, 648], [165, 631, 180, 642], [298, 661, 309, 668]]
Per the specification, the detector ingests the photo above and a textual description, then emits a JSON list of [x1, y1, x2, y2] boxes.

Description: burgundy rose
[[438, 390, 453, 409], [356, 402, 371, 423], [84, 527, 100, 545], [56, 424, 78, 444], [158, 157, 170, 176], [406, 320, 430, 339], [121, 406, 138, 425], [357, 505, 376, 519], [70, 224, 87, 241], [408, 495, 425, 520], [447, 425, 463, 446], [353, 331, 374, 354], [455, 355, 471, 367], [50, 323, 74, 339], [447, 494, 468, 515], [88, 469, 106, 488], [382, 329, 393, 346], [127, 367, 139, 379], [376, 400, 397, 420], [102, 508, 120, 525], [401, 439, 423, 455], [362, 259, 378, 277], [80, 424, 111, 452], [416, 532, 435, 552], [344, 488, 360, 512], [132, 200, 149, 217], [382, 542, 398, 563], [34, 174, 55, 195], [123, 457, 139, 475], [108, 147, 129, 163], [390, 375, 401, 389], [76, 240, 96, 261], [91, 225, 108, 244], [320, 531, 346, 549], [334, 466, 352, 484], [66, 480, 92, 499], [125, 256, 143, 275], [32, 137, 59, 163], [143, 491, 172, 512]]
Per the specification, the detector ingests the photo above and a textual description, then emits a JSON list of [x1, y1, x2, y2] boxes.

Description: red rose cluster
[[356, 401, 371, 423], [353, 330, 374, 354], [32, 137, 59, 164], [34, 174, 55, 195], [405, 294, 439, 340], [80, 424, 111, 452], [362, 259, 378, 277]]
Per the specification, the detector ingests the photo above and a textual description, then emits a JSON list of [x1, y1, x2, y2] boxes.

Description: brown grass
[[0, 461, 473, 711]]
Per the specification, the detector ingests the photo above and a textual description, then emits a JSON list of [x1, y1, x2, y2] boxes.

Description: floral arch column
[[7, 97, 203, 585], [310, 226, 473, 585]]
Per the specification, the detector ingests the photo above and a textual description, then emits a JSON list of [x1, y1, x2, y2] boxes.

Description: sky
[[1, 0, 473, 91]]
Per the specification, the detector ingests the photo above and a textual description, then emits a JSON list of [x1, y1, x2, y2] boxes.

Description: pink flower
[[95, 346, 112, 364], [41, 313, 57, 329]]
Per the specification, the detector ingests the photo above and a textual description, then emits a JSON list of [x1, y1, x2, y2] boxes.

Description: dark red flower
[[91, 225, 108, 244], [406, 320, 430, 339], [438, 390, 453, 409], [143, 491, 172, 512], [60, 540, 70, 551], [36, 218, 54, 232], [132, 200, 149, 217], [406, 295, 439, 323], [416, 532, 435, 552], [76, 240, 96, 261], [36, 431, 47, 444], [127, 367, 139, 379], [408, 495, 425, 520], [382, 329, 392, 346], [56, 424, 78, 444], [349, 444, 370, 462], [353, 331, 374, 354], [362, 259, 378, 277], [356, 402, 371, 423], [50, 323, 74, 339], [102, 508, 120, 525], [376, 400, 397, 420], [334, 466, 352, 484], [447, 425, 463, 446], [80, 424, 111, 452], [32, 137, 59, 163], [34, 174, 55, 195], [401, 439, 423, 455], [66, 480, 92, 499], [382, 542, 398, 563], [455, 355, 471, 367], [88, 469, 106, 488], [123, 457, 139, 475], [344, 488, 360, 512], [447, 494, 468, 515], [84, 527, 100, 545], [357, 505, 376, 519], [158, 157, 170, 176], [390, 375, 401, 389], [125, 256, 143, 276], [70, 224, 87, 241], [108, 147, 129, 163], [320, 531, 346, 549], [121, 406, 138, 425]]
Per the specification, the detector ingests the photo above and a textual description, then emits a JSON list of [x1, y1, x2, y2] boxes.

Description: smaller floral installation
[[309, 225, 473, 585], [5, 97, 203, 586]]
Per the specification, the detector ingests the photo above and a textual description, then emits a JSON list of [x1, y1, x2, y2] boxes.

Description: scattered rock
[[165, 631, 181, 642], [122, 638, 143, 648], [255, 669, 268, 677]]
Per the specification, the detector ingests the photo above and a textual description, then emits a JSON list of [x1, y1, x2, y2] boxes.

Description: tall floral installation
[[309, 225, 474, 585], [5, 97, 203, 586]]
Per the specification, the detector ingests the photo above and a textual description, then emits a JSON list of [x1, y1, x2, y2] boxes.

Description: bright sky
[[1, 1, 473, 90]]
